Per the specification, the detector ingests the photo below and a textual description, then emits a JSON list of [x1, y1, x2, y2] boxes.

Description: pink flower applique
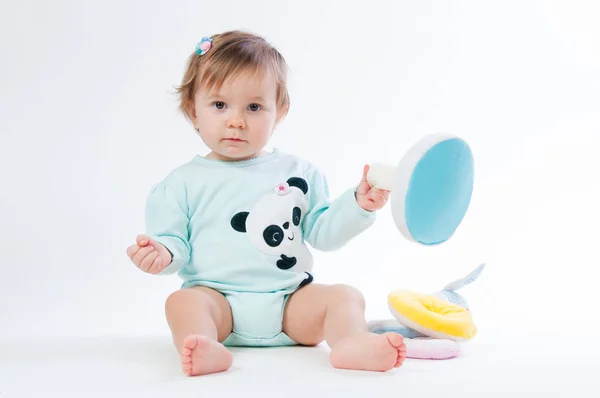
[[274, 182, 291, 195]]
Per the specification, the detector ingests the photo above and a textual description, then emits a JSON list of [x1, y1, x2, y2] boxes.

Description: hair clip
[[195, 37, 213, 56]]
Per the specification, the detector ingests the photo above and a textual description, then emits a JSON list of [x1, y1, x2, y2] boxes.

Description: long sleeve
[[302, 167, 376, 251], [145, 177, 191, 275]]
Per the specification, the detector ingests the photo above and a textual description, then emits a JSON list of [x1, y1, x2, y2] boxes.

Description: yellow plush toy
[[387, 288, 477, 341]]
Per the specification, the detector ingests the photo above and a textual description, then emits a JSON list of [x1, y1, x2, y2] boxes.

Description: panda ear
[[231, 212, 249, 233], [287, 177, 308, 195]]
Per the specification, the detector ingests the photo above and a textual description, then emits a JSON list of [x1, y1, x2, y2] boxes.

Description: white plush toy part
[[368, 134, 474, 245], [365, 163, 396, 191]]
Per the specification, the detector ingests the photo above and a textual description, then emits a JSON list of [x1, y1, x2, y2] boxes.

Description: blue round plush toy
[[367, 133, 474, 245]]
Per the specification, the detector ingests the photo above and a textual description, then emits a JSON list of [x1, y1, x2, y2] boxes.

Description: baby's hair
[[176, 30, 290, 124]]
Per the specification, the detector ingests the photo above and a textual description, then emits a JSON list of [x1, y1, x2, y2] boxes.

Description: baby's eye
[[248, 103, 261, 112], [213, 101, 226, 110]]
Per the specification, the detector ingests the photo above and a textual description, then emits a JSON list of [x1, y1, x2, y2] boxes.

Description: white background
[[1, 0, 599, 347]]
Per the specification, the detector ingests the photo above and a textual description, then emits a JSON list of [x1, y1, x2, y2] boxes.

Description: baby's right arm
[[128, 176, 191, 275]]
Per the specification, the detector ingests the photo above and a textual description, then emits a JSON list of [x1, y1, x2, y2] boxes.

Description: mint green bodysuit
[[145, 149, 376, 346]]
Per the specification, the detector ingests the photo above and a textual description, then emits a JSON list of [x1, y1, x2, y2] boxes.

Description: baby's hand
[[126, 234, 172, 274], [356, 165, 390, 212]]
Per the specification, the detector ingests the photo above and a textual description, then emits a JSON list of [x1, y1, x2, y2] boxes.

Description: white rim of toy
[[391, 133, 457, 242]]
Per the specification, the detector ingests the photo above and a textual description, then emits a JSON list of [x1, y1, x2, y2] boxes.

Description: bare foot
[[180, 335, 233, 376], [329, 332, 406, 372]]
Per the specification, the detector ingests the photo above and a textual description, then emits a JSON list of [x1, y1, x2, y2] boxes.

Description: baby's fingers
[[126, 244, 140, 259], [371, 187, 390, 199], [148, 256, 164, 274], [368, 191, 386, 203], [139, 250, 159, 273], [132, 245, 155, 267], [136, 234, 150, 247]]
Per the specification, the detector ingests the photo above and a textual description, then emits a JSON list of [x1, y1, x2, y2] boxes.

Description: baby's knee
[[165, 287, 216, 313], [328, 284, 365, 309]]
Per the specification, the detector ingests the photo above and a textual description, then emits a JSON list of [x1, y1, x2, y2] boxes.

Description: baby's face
[[192, 70, 283, 161]]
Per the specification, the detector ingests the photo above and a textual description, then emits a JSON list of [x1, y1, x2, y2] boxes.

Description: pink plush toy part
[[405, 337, 461, 360]]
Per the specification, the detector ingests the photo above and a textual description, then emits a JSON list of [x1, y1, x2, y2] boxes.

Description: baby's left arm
[[302, 165, 386, 251]]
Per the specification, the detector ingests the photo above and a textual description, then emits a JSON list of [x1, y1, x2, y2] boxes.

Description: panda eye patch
[[292, 207, 301, 226], [263, 225, 284, 247]]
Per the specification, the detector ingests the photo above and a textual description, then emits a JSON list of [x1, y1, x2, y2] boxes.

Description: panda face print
[[231, 177, 313, 274], [262, 206, 302, 247]]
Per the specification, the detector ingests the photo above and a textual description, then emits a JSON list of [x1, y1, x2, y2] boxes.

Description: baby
[[126, 30, 406, 376]]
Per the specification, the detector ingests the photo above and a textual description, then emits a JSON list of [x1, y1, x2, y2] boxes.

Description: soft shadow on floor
[[2, 334, 599, 398], [0, 335, 334, 396], [1, 336, 181, 380]]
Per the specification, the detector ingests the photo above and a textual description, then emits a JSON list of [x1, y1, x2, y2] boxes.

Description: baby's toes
[[395, 347, 407, 367], [182, 335, 200, 351], [182, 364, 192, 375], [384, 332, 405, 348], [181, 336, 200, 374]]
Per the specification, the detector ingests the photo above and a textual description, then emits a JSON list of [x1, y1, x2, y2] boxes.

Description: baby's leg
[[283, 284, 406, 372], [165, 286, 233, 376]]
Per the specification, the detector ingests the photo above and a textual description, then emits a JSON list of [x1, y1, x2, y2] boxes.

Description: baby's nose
[[227, 114, 246, 129], [283, 222, 290, 230]]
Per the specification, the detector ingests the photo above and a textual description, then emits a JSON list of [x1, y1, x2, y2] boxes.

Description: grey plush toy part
[[431, 263, 486, 310]]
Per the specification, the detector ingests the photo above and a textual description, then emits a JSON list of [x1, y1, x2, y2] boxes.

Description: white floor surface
[[1, 333, 599, 397]]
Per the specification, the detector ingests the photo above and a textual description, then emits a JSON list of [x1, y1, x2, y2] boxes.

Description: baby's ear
[[185, 101, 198, 127], [231, 212, 250, 233], [275, 105, 289, 125]]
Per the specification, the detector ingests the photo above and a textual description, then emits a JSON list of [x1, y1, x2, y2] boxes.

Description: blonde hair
[[176, 30, 290, 124]]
